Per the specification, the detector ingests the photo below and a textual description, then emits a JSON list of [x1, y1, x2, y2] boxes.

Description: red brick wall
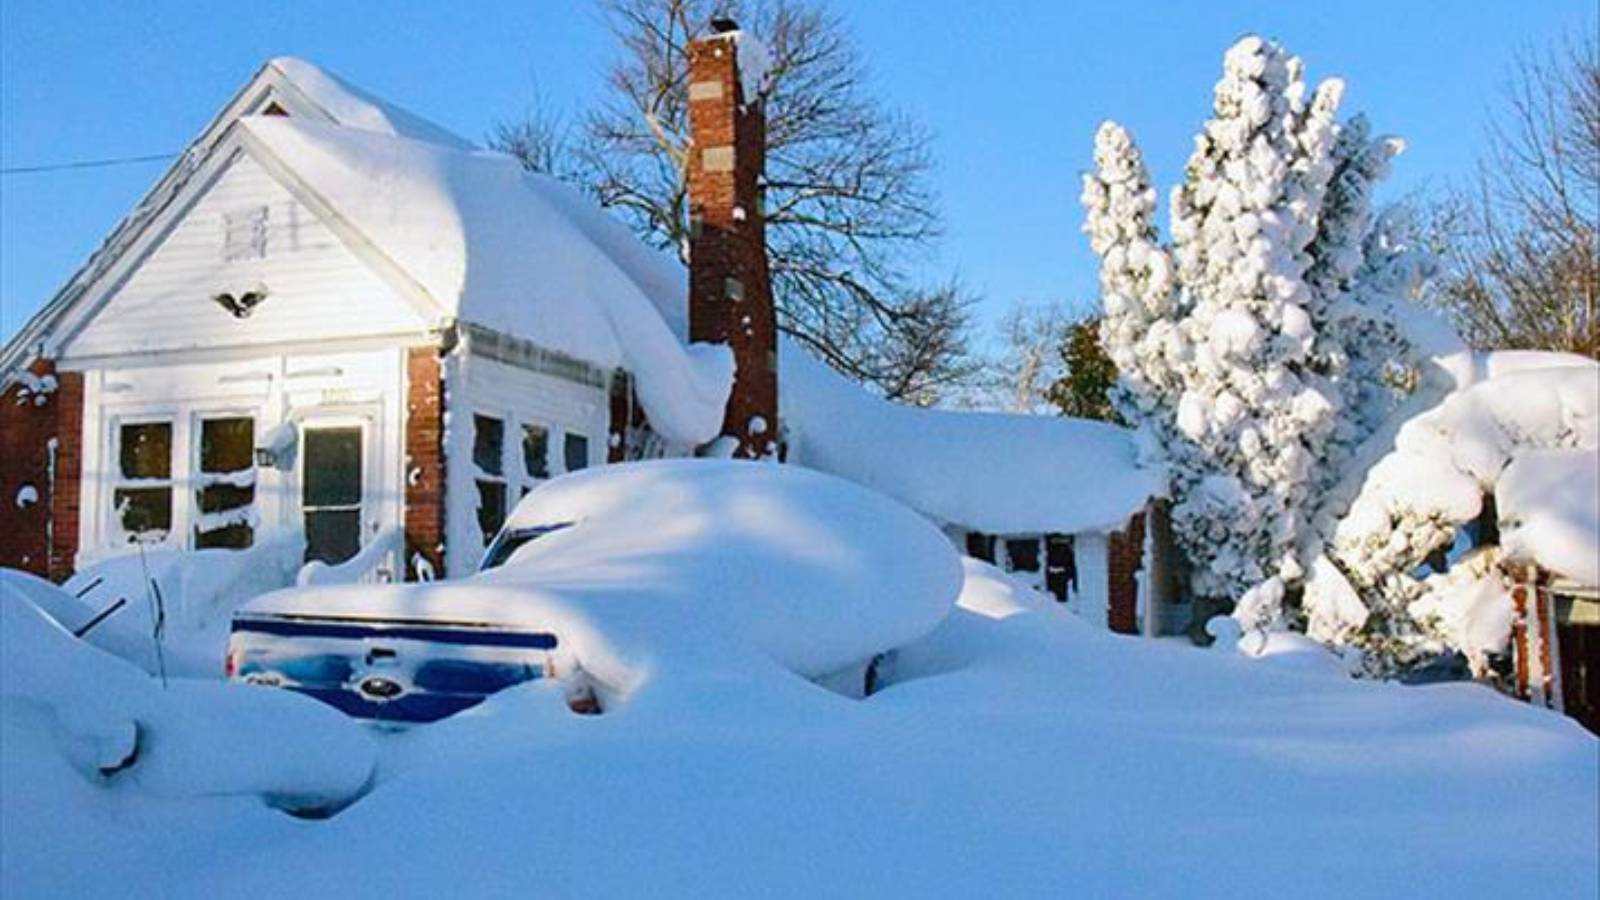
[[1107, 510, 1146, 635], [48, 371, 84, 583], [404, 347, 446, 580], [0, 360, 62, 577], [686, 31, 778, 458]]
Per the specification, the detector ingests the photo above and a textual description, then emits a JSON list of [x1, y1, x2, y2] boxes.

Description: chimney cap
[[710, 16, 739, 34]]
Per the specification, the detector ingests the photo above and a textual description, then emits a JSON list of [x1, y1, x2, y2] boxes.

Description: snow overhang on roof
[[1498, 447, 1600, 587], [779, 340, 1166, 535], [237, 115, 728, 445], [264, 57, 477, 151]]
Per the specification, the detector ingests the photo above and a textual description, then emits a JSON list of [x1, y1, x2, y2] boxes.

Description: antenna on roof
[[710, 16, 739, 34]]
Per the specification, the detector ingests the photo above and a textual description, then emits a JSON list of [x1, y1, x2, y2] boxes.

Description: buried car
[[228, 460, 963, 724]]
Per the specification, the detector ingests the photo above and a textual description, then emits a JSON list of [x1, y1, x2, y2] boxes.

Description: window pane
[[114, 487, 172, 540], [200, 417, 254, 473], [196, 522, 254, 550], [474, 415, 504, 476], [303, 428, 361, 507], [197, 483, 255, 514], [522, 424, 549, 479], [564, 433, 589, 473], [965, 532, 996, 564], [1006, 538, 1041, 573], [119, 422, 171, 479], [477, 480, 507, 546], [305, 509, 361, 564], [1045, 534, 1076, 601]]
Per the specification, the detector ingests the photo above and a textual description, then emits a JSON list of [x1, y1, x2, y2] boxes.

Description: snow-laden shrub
[[1082, 35, 1434, 629], [1315, 359, 1597, 673]]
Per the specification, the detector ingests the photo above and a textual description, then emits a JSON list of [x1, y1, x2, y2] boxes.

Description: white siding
[[1069, 533, 1110, 628], [76, 346, 409, 574], [65, 152, 428, 360], [444, 352, 610, 576]]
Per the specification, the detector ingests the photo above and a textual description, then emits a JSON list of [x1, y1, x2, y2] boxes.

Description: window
[[113, 421, 173, 543], [479, 522, 574, 572], [474, 415, 508, 545], [564, 432, 590, 473], [195, 416, 256, 549], [1045, 534, 1077, 602], [222, 205, 269, 261], [302, 427, 363, 565], [522, 424, 550, 480], [1005, 538, 1041, 573], [965, 532, 996, 564]]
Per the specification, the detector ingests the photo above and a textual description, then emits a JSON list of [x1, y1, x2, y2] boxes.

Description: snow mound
[[1, 588, 374, 812], [239, 116, 732, 445], [267, 57, 476, 150], [245, 460, 963, 687], [781, 341, 1164, 534], [63, 531, 304, 677], [952, 557, 1056, 620], [1498, 448, 1600, 585]]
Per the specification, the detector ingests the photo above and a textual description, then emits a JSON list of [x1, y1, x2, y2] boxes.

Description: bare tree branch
[[491, 0, 975, 399]]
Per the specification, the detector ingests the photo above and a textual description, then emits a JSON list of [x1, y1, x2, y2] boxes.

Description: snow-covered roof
[[1337, 352, 1599, 585], [239, 115, 729, 445], [264, 57, 477, 150], [780, 342, 1164, 534], [1498, 448, 1599, 586]]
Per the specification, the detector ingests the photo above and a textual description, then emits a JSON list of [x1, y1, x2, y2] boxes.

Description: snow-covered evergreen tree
[[1080, 121, 1182, 459], [1083, 35, 1434, 634]]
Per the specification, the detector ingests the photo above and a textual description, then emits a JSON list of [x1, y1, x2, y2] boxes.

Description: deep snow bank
[[6, 550, 1598, 897], [0, 585, 375, 817], [61, 531, 304, 677]]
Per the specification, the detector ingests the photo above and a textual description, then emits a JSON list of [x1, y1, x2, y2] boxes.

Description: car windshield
[[479, 522, 574, 572]]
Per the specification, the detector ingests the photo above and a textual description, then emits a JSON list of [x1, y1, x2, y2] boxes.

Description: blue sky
[[1, 1, 1593, 341]]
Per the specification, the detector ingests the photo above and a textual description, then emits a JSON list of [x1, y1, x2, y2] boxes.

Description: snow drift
[[1, 583, 375, 813]]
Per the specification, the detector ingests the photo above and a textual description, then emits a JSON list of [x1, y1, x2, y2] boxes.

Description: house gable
[[2, 57, 467, 379], [63, 147, 432, 361]]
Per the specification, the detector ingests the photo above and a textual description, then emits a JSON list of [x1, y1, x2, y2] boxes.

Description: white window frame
[[107, 412, 180, 547]]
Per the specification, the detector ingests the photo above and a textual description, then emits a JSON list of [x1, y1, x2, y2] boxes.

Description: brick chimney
[[687, 20, 779, 459]]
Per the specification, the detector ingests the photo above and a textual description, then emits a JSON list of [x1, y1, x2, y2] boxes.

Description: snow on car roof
[[240, 115, 731, 445], [250, 460, 963, 685]]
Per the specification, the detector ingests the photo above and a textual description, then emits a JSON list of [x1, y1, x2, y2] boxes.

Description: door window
[[302, 426, 363, 564]]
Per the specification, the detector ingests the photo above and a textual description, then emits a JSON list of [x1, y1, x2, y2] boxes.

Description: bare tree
[[1431, 38, 1598, 357], [493, 0, 976, 400]]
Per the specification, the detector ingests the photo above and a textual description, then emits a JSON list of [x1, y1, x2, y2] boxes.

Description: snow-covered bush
[[1082, 35, 1434, 630], [1314, 357, 1597, 673]]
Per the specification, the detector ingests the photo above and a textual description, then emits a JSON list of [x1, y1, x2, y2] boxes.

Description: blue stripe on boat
[[233, 615, 559, 649]]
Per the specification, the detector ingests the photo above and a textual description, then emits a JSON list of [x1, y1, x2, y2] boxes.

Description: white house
[[0, 30, 1177, 634]]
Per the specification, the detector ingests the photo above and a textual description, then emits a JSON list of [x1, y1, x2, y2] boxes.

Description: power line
[[0, 152, 177, 176]]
